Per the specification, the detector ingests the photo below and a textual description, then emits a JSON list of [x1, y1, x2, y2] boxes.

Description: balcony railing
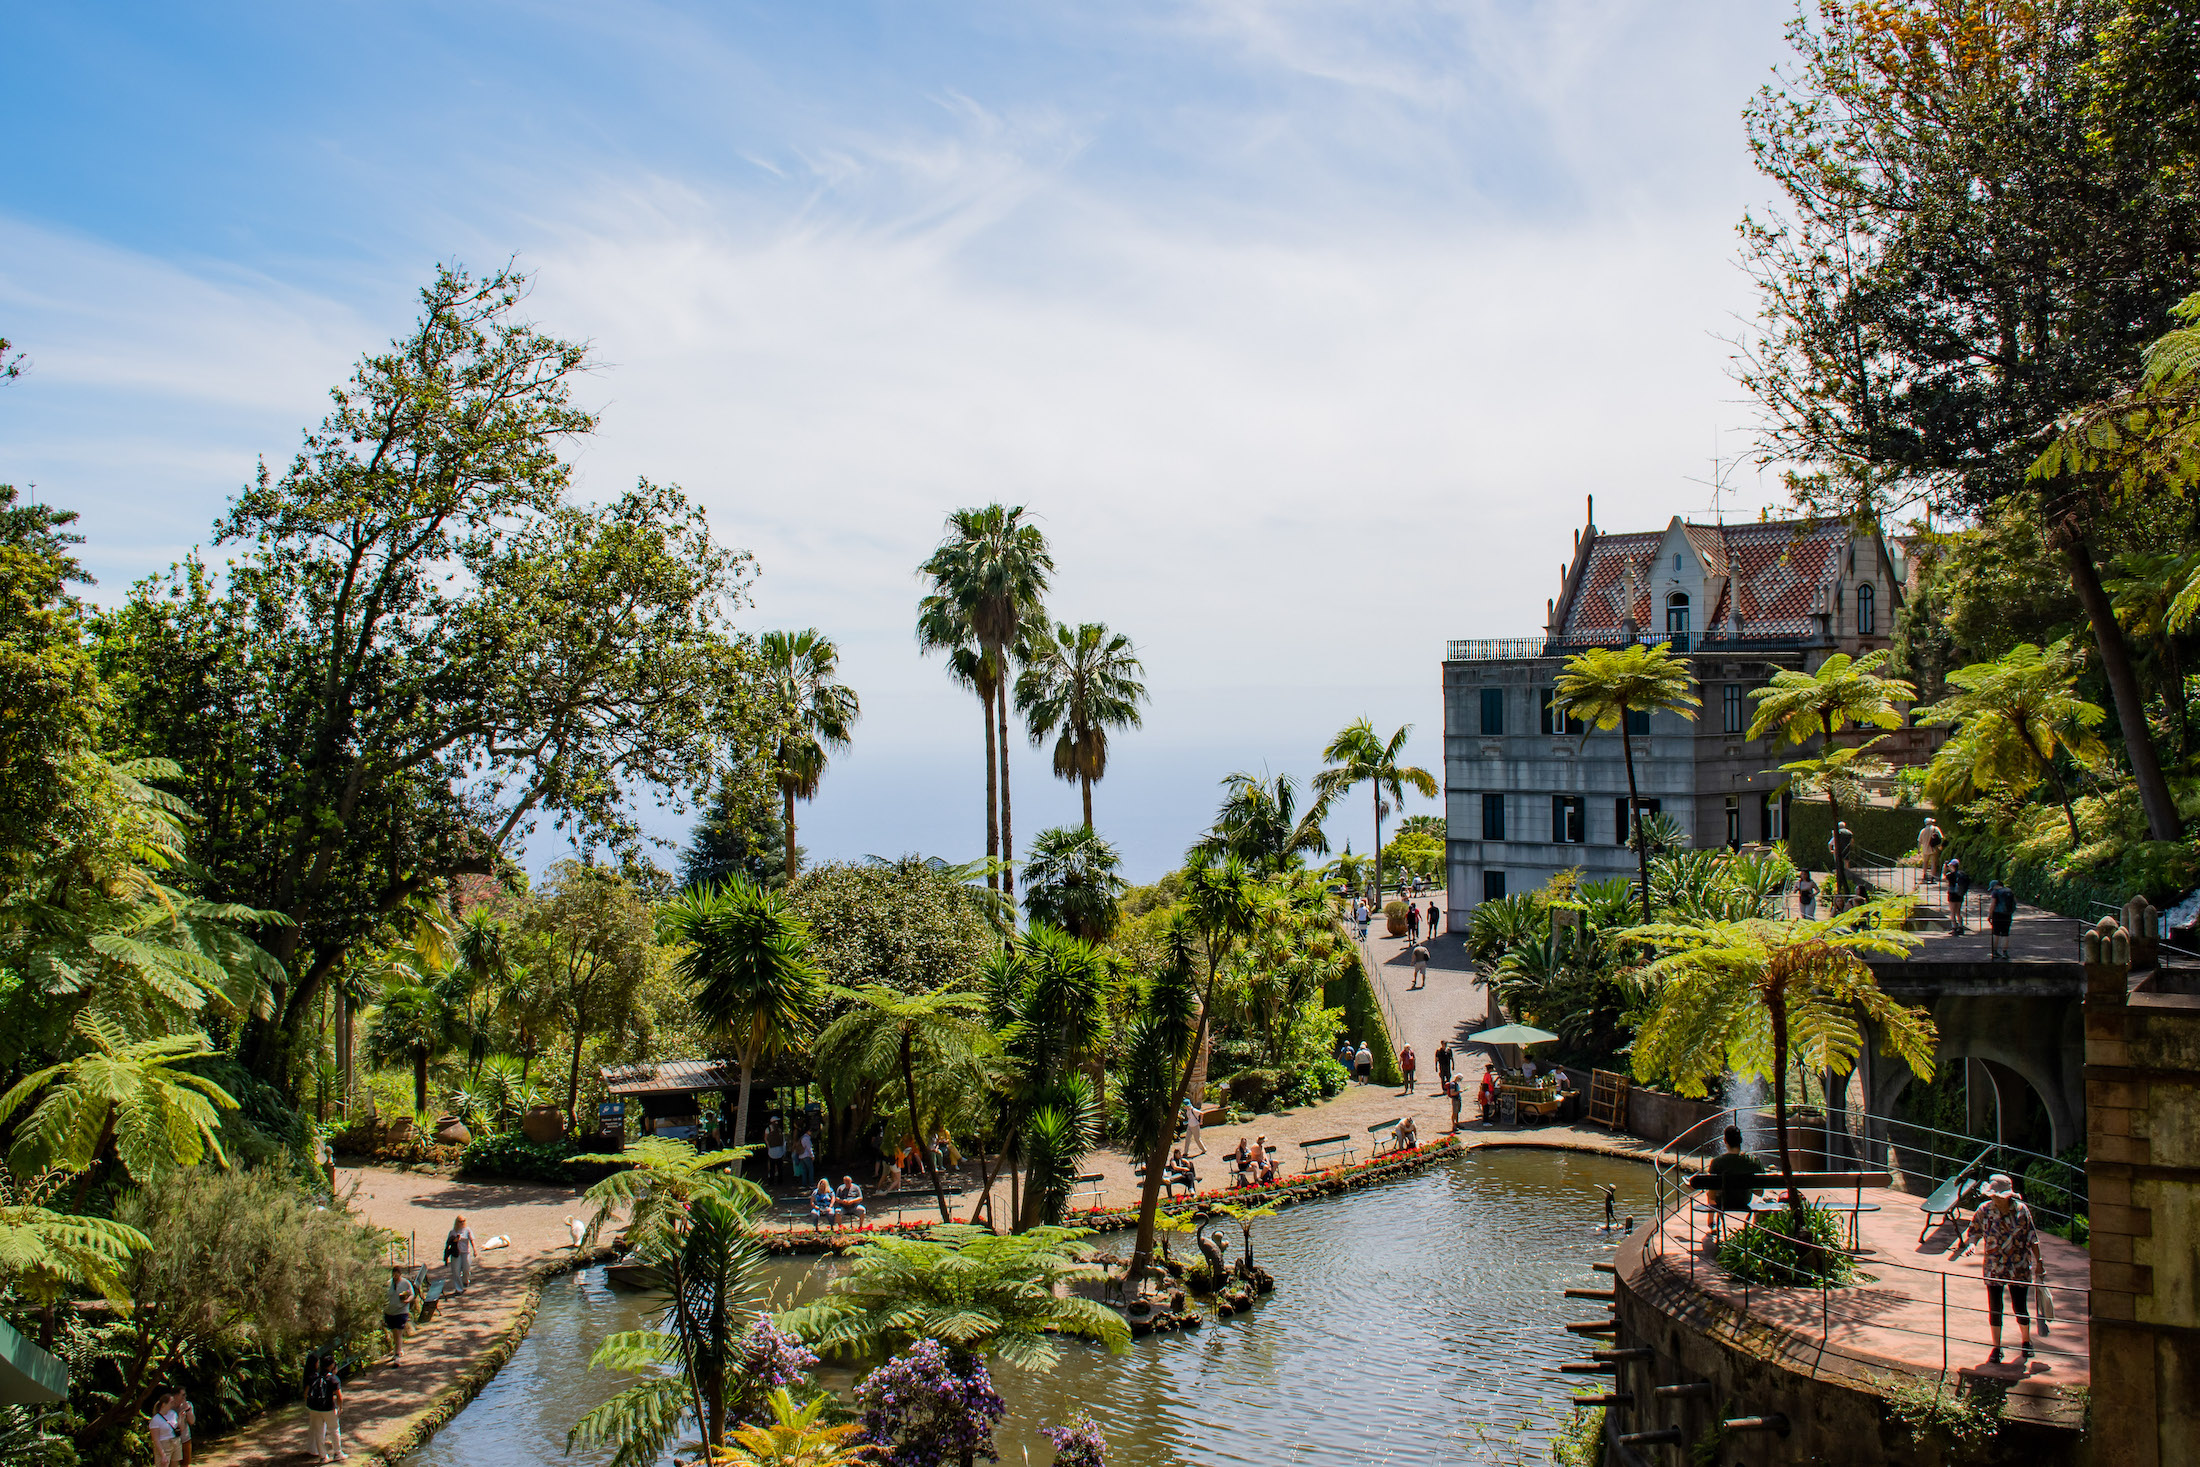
[[1445, 637, 1550, 662], [1449, 624, 1834, 663]]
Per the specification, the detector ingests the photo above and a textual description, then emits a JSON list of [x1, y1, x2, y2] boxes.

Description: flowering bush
[[1040, 1414, 1107, 1467], [727, 1317, 821, 1429], [855, 1339, 1006, 1467]]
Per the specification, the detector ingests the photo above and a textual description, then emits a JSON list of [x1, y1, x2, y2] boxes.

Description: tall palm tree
[[1194, 770, 1331, 873], [1314, 720, 1437, 903], [366, 979, 459, 1114], [1013, 621, 1147, 829], [1554, 642, 1702, 922], [815, 982, 991, 1223], [1746, 649, 1912, 897], [0, 1015, 238, 1200], [659, 877, 822, 1174], [1020, 825, 1126, 942], [918, 506, 1053, 903], [1627, 900, 1935, 1222], [760, 629, 862, 882], [451, 907, 513, 1080], [1915, 639, 2107, 846], [916, 626, 1001, 889]]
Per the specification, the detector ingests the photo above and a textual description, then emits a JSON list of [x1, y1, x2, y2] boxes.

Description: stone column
[[2082, 915, 2200, 1466]]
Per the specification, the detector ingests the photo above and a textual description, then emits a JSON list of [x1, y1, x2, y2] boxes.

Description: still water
[[406, 1148, 1648, 1467]]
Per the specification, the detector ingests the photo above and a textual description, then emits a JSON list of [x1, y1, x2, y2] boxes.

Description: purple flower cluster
[[1039, 1414, 1107, 1467], [854, 1339, 1007, 1467], [727, 1317, 822, 1428]]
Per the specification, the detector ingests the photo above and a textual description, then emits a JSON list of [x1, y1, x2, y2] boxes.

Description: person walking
[[444, 1214, 476, 1297], [305, 1352, 345, 1463], [1442, 1074, 1463, 1132], [764, 1115, 787, 1184], [1918, 816, 1946, 885], [1477, 1063, 1501, 1124], [1944, 858, 1973, 935], [1410, 943, 1429, 989], [792, 1126, 816, 1186], [1434, 1041, 1454, 1087], [383, 1265, 416, 1363], [148, 1389, 180, 1467], [1425, 900, 1440, 938], [1180, 1095, 1206, 1157], [1828, 819, 1856, 896], [170, 1387, 195, 1466], [1986, 879, 2017, 960], [1794, 869, 1819, 921], [1353, 1040, 1373, 1083], [1405, 902, 1421, 941], [1399, 1045, 1417, 1093], [1952, 1174, 2042, 1363]]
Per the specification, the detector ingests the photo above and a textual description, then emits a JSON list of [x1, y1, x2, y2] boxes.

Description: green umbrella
[[1468, 1023, 1559, 1046]]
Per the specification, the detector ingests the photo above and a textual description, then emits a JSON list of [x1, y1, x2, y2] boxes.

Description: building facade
[[1443, 509, 1922, 928]]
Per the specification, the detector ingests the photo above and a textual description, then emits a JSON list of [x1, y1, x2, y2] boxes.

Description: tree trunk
[[413, 1050, 428, 1115], [731, 1029, 759, 1178], [784, 784, 799, 882], [1372, 787, 1385, 904], [1621, 719, 1651, 923], [2064, 536, 2181, 841], [997, 670, 1015, 905], [1127, 982, 1219, 1287], [565, 995, 589, 1133], [982, 685, 1000, 889], [902, 1033, 953, 1223], [336, 985, 354, 1112], [1081, 773, 1093, 832]]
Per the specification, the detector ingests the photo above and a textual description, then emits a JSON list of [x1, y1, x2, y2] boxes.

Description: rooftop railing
[[1448, 623, 1836, 663]]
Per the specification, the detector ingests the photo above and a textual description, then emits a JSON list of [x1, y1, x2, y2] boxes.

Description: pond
[[405, 1147, 1649, 1467]]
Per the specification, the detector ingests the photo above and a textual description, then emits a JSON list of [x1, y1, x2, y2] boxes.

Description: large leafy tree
[[1194, 771, 1331, 874], [1313, 720, 1436, 901], [1916, 639, 2108, 843], [659, 875, 821, 1171], [520, 862, 658, 1132], [1019, 825, 1126, 942], [0, 1015, 237, 1199], [1736, 0, 2200, 841], [683, 774, 794, 892], [760, 629, 860, 883], [1747, 650, 1911, 895], [1554, 644, 1702, 920], [1628, 902, 1936, 1221], [917, 506, 1053, 903], [95, 265, 770, 1095], [816, 982, 990, 1223], [363, 979, 457, 1115], [1013, 620, 1146, 830]]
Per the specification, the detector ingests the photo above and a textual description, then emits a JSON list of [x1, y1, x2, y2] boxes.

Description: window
[[1759, 791, 1784, 842], [1483, 870, 1507, 903], [1624, 707, 1651, 737], [1722, 683, 1745, 734], [1551, 795, 1586, 844], [1614, 797, 1661, 846], [1480, 687, 1505, 736], [1725, 795, 1742, 848], [1482, 793, 1506, 841], [1673, 552, 1683, 571], [1539, 688, 1584, 736], [1857, 582, 1876, 635]]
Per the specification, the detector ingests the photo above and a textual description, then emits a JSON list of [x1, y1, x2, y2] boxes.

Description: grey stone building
[[1442, 508, 1924, 928]]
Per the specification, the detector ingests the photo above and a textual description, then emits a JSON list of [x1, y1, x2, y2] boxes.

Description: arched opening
[[1857, 581, 1877, 635], [1665, 591, 1690, 648]]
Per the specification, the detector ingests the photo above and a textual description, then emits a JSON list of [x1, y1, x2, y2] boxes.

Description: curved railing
[[1642, 1105, 2090, 1377]]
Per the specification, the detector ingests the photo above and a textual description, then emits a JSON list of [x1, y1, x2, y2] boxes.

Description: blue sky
[[3, 1, 1800, 882]]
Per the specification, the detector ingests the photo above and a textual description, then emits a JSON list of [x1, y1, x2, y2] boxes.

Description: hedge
[[1784, 800, 1929, 874], [1325, 960, 1403, 1086], [456, 1132, 614, 1185]]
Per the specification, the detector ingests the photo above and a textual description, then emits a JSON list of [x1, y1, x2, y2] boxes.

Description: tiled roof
[[1558, 519, 1848, 643], [604, 1058, 741, 1095]]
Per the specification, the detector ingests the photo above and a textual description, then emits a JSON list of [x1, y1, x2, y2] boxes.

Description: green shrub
[[1715, 1203, 1861, 1288], [458, 1132, 597, 1183], [1226, 1069, 1280, 1112], [1881, 1373, 2004, 1456], [1273, 1059, 1349, 1109], [1550, 1404, 1604, 1467]]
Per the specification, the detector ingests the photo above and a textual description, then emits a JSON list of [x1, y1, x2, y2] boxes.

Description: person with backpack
[[1987, 878, 2017, 959], [1944, 858, 1973, 935], [444, 1214, 475, 1297], [1410, 942, 1429, 989], [305, 1352, 345, 1462], [1399, 1045, 1418, 1094]]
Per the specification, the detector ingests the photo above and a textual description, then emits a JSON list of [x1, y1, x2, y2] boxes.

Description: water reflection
[[407, 1148, 1648, 1467]]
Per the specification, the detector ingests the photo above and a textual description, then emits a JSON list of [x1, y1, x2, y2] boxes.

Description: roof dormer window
[[1673, 552, 1683, 571]]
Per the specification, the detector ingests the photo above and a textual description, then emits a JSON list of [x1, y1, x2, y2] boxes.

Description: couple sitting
[[808, 1176, 869, 1229], [1230, 1136, 1280, 1188]]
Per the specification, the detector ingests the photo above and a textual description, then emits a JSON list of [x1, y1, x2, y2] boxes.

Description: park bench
[[1073, 1173, 1107, 1209], [1367, 1118, 1402, 1155], [1917, 1157, 1987, 1242], [416, 1277, 448, 1323], [1684, 1171, 1894, 1249], [1299, 1135, 1355, 1171], [1133, 1160, 1200, 1198]]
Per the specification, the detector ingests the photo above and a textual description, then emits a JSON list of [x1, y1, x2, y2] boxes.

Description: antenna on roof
[[1684, 429, 1745, 525]]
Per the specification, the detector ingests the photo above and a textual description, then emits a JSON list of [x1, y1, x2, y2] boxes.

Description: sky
[[1, 1, 1804, 884]]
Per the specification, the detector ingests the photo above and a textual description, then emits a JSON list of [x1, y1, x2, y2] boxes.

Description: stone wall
[[2083, 905, 2200, 1467]]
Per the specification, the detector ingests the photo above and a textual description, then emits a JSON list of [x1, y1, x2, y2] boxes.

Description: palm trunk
[[414, 1051, 428, 1115], [732, 1037, 758, 1178], [1081, 773, 1093, 831], [2064, 536, 2181, 841], [2164, 633, 2190, 765], [903, 1033, 953, 1222], [784, 785, 799, 882], [1372, 787, 1384, 904], [1621, 718, 1651, 922], [997, 670, 1015, 905], [982, 686, 1000, 889], [1821, 711, 1847, 900], [565, 1005, 588, 1133], [1128, 976, 1221, 1286], [2015, 725, 2084, 846]]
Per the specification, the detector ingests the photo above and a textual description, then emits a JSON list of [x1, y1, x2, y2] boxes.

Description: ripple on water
[[406, 1148, 1650, 1467]]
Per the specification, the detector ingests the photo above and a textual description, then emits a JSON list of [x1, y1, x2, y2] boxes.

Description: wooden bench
[[1685, 1172, 1894, 1246], [1367, 1118, 1402, 1155], [1072, 1173, 1107, 1209], [416, 1278, 448, 1323], [1300, 1135, 1355, 1170]]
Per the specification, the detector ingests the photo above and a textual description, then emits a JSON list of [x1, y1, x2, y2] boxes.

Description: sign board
[[599, 1100, 626, 1149]]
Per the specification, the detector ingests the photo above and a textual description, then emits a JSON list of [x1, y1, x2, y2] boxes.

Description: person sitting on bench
[[809, 1179, 837, 1229], [1229, 1137, 1255, 1187], [1703, 1126, 1763, 1219], [1162, 1149, 1199, 1198], [833, 1176, 868, 1223]]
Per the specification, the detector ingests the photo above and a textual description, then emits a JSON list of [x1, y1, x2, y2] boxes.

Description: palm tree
[[1314, 720, 1436, 903], [565, 1136, 770, 1249], [776, 1223, 1129, 1372], [366, 980, 459, 1114], [1014, 621, 1147, 829], [1194, 771, 1332, 873], [1626, 900, 1936, 1222], [761, 629, 862, 882], [569, 1190, 768, 1466], [1746, 649, 1911, 898], [451, 908, 513, 1080], [660, 877, 823, 1173], [1915, 639, 2107, 846], [1020, 825, 1126, 942], [1554, 643, 1702, 922], [918, 506, 1054, 903], [918, 622, 1002, 890], [815, 983, 991, 1223], [0, 1015, 238, 1199]]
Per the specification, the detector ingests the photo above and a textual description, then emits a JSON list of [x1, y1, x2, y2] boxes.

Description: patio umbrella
[[1468, 1023, 1559, 1046]]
